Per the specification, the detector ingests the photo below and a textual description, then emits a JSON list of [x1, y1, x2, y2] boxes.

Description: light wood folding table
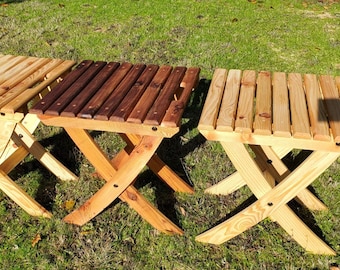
[[196, 69, 340, 255], [0, 54, 77, 218], [30, 60, 200, 234]]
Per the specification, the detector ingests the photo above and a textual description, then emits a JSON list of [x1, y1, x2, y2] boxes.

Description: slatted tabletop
[[31, 61, 200, 137], [0, 55, 78, 218], [0, 54, 75, 115], [196, 68, 340, 255], [198, 69, 340, 149]]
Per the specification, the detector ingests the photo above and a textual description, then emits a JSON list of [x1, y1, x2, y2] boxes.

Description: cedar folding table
[[30, 60, 200, 234], [196, 69, 340, 255], [0, 54, 77, 218]]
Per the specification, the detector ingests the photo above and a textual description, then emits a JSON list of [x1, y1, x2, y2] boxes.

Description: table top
[[0, 54, 76, 118], [199, 69, 340, 151], [30, 61, 200, 137]]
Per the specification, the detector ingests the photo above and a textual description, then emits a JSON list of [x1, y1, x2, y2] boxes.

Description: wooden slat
[[216, 69, 242, 131], [78, 62, 132, 119], [272, 72, 291, 137], [0, 58, 64, 110], [30, 60, 94, 114], [0, 55, 27, 79], [60, 62, 120, 117], [288, 73, 311, 139], [94, 64, 146, 120], [254, 71, 272, 135], [45, 61, 107, 115], [319, 75, 340, 142], [162, 67, 200, 127], [336, 76, 340, 94], [304, 74, 330, 141], [0, 57, 50, 95], [198, 68, 227, 131], [127, 65, 173, 124], [144, 66, 186, 125], [2, 60, 76, 113], [235, 70, 256, 133], [110, 64, 159, 122]]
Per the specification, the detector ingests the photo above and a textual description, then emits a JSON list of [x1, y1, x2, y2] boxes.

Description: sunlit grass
[[0, 0, 339, 269]]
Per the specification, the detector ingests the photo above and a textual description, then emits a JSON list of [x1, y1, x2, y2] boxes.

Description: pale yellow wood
[[304, 74, 330, 141], [63, 128, 163, 226], [252, 145, 327, 211], [199, 69, 337, 254], [198, 69, 228, 131], [271, 146, 292, 158], [199, 129, 340, 153], [11, 123, 77, 181], [272, 72, 291, 137], [216, 69, 242, 131], [250, 145, 288, 179], [205, 172, 245, 195], [336, 76, 340, 93], [288, 73, 311, 139], [38, 115, 179, 138], [0, 146, 28, 173], [271, 203, 335, 255], [235, 70, 256, 133], [254, 71, 272, 135], [0, 59, 75, 113], [0, 57, 50, 95], [196, 143, 338, 255], [0, 55, 27, 81], [0, 55, 77, 219], [0, 119, 16, 159], [205, 145, 326, 211], [319, 75, 340, 142], [0, 114, 40, 164], [0, 170, 52, 218]]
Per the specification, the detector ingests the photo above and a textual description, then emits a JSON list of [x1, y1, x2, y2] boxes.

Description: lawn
[[0, 0, 340, 269]]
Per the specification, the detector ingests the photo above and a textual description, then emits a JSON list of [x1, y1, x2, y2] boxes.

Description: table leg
[[0, 170, 52, 218], [196, 142, 338, 255], [11, 123, 77, 181], [121, 134, 194, 193], [63, 128, 184, 234], [0, 115, 76, 217], [251, 145, 327, 211], [108, 137, 184, 234], [205, 145, 327, 210]]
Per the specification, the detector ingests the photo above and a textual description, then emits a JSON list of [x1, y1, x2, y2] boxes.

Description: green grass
[[0, 0, 340, 269]]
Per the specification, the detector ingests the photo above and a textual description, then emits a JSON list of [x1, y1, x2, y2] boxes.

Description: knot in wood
[[259, 112, 271, 118]]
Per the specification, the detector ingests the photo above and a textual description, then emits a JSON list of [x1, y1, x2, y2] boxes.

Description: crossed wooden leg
[[0, 115, 77, 218], [205, 145, 327, 211], [196, 142, 338, 255], [63, 128, 192, 234]]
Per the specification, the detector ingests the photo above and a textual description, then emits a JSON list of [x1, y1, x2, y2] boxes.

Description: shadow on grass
[[0, 0, 26, 3]]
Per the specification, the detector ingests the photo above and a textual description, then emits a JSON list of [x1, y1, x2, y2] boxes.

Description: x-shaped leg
[[0, 115, 77, 218], [196, 142, 338, 255], [63, 128, 190, 234], [205, 145, 327, 211]]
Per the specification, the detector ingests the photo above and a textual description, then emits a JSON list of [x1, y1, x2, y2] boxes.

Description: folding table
[[0, 54, 77, 218], [30, 60, 200, 234], [196, 69, 340, 255]]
